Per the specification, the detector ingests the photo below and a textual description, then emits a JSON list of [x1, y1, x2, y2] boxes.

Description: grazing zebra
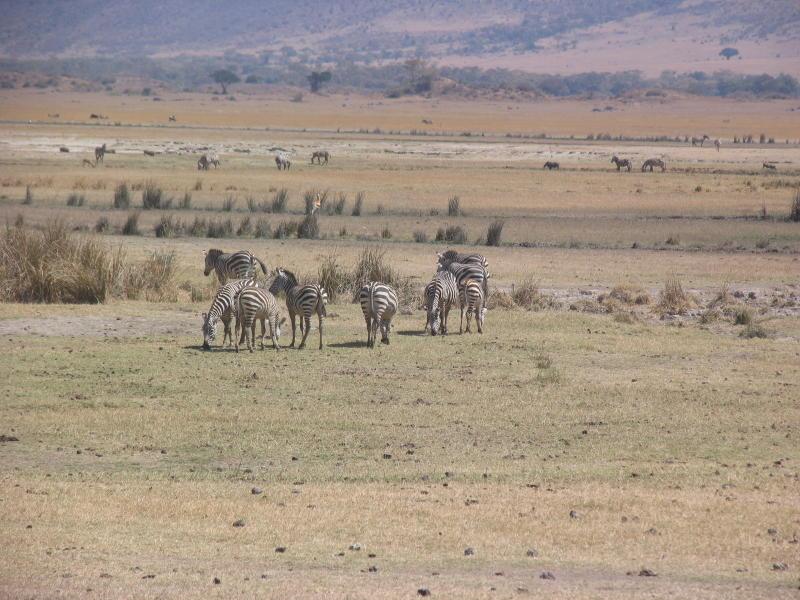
[[691, 135, 709, 147], [459, 279, 485, 334], [359, 282, 398, 348], [611, 155, 632, 172], [641, 158, 666, 172], [437, 261, 488, 310], [269, 268, 328, 349], [275, 154, 291, 170], [201, 279, 258, 350], [197, 153, 220, 170], [236, 288, 284, 352], [424, 271, 458, 336], [204, 249, 268, 285], [94, 143, 107, 163], [543, 161, 560, 170], [311, 150, 329, 165], [763, 162, 776, 170]]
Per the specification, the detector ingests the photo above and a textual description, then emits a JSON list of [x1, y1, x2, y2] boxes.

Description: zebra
[[201, 279, 258, 350], [436, 250, 490, 277], [437, 261, 488, 311], [691, 135, 709, 147], [424, 271, 458, 336], [359, 282, 398, 348], [203, 249, 268, 285], [714, 139, 721, 152], [94, 143, 106, 163], [543, 161, 559, 170], [169, 115, 177, 122], [459, 278, 485, 334], [268, 268, 328, 349], [641, 158, 666, 172], [763, 162, 776, 170], [611, 156, 632, 172], [275, 154, 291, 170], [311, 150, 329, 165], [236, 288, 284, 352], [197, 154, 220, 170]]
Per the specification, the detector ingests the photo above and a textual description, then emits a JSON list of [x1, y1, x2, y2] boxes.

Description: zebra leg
[[466, 307, 472, 333], [379, 316, 390, 345], [268, 317, 281, 350], [460, 304, 464, 334], [365, 316, 373, 347], [258, 317, 267, 350], [299, 315, 311, 349], [318, 310, 324, 350], [290, 313, 297, 347], [477, 308, 484, 334]]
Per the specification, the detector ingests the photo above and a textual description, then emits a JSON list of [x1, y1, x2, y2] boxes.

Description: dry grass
[[657, 276, 694, 315]]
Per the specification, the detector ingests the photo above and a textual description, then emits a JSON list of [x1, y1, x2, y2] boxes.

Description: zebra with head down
[[275, 154, 291, 170]]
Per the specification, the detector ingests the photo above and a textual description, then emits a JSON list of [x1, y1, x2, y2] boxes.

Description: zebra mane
[[206, 248, 224, 259], [279, 268, 298, 286], [439, 250, 459, 262]]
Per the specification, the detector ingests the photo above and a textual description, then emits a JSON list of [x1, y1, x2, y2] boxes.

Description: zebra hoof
[[202, 343, 211, 351], [381, 338, 390, 345]]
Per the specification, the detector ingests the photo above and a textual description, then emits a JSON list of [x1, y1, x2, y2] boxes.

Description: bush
[[271, 188, 289, 213], [443, 225, 467, 244], [23, 185, 33, 205], [375, 203, 385, 216], [298, 213, 320, 239], [237, 216, 252, 236], [122, 251, 177, 301], [254, 218, 271, 238], [665, 235, 680, 246], [447, 195, 461, 216], [189, 217, 207, 237], [350, 247, 412, 304], [317, 253, 348, 303], [304, 190, 318, 215], [352, 192, 364, 216], [122, 212, 140, 235], [512, 279, 558, 311], [413, 230, 429, 243], [381, 225, 392, 239], [207, 218, 233, 238], [486, 220, 504, 246], [657, 276, 693, 315], [222, 195, 236, 212], [113, 182, 130, 209], [66, 193, 85, 207], [154, 215, 182, 238], [791, 191, 800, 222], [733, 306, 753, 325], [194, 179, 203, 191], [273, 220, 298, 239], [609, 284, 650, 305], [179, 191, 192, 210], [142, 180, 168, 209], [94, 217, 110, 233], [740, 323, 768, 339]]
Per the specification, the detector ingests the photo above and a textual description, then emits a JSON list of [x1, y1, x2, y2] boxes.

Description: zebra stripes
[[201, 278, 257, 349], [437, 261, 488, 310], [204, 249, 268, 285], [359, 282, 398, 347], [436, 250, 490, 278], [269, 268, 328, 349], [424, 271, 458, 336], [459, 278, 485, 334], [236, 288, 284, 352]]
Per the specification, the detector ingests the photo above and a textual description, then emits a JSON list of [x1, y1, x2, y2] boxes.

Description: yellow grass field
[[1, 90, 799, 599]]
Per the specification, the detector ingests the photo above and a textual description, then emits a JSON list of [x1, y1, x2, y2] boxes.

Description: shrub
[[791, 191, 800, 222], [435, 227, 446, 242], [350, 247, 413, 304], [665, 235, 680, 246], [154, 215, 182, 238], [273, 220, 298, 239], [381, 225, 392, 239], [222, 195, 236, 212], [194, 179, 203, 191], [113, 182, 130, 209], [375, 203, 385, 216], [254, 218, 272, 238], [271, 188, 289, 213], [122, 251, 177, 301], [329, 192, 347, 215], [733, 306, 753, 325], [352, 192, 364, 216], [512, 279, 558, 311], [94, 217, 110, 233], [179, 191, 192, 210], [444, 225, 467, 244], [413, 230, 429, 243], [142, 180, 168, 209], [14, 214, 24, 228], [657, 276, 693, 314], [486, 220, 504, 246], [237, 216, 252, 236], [740, 323, 768, 339], [122, 212, 140, 235], [298, 213, 320, 239], [755, 238, 770, 249], [447, 195, 461, 216], [317, 253, 348, 303], [23, 185, 33, 205], [66, 193, 85, 207], [609, 284, 650, 305], [207, 218, 233, 238], [304, 190, 318, 215], [339, 227, 348, 237], [487, 290, 515, 309]]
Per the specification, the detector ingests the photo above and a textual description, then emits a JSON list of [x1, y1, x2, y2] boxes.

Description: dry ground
[[1, 90, 799, 599]]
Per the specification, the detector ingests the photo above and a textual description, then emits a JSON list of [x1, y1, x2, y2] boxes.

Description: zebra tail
[[253, 256, 268, 275], [318, 287, 328, 317]]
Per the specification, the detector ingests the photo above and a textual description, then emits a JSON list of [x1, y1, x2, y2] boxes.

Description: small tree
[[307, 71, 332, 93], [211, 69, 240, 94], [720, 47, 739, 61]]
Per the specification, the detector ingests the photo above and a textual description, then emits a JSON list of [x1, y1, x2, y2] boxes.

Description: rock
[[251, 487, 263, 495], [539, 572, 555, 580], [464, 547, 475, 556], [213, 577, 221, 584], [638, 569, 657, 577], [417, 589, 431, 597], [232, 519, 245, 527], [525, 548, 539, 558]]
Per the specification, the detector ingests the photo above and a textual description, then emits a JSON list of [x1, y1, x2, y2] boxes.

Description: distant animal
[[421, 119, 433, 124], [543, 161, 560, 170], [424, 271, 459, 336], [714, 139, 721, 152], [611, 155, 632, 172], [169, 115, 177, 122], [359, 282, 398, 348], [269, 268, 328, 349], [59, 146, 70, 153], [236, 288, 284, 352], [762, 162, 776, 170], [310, 192, 323, 215], [691, 135, 709, 147], [459, 278, 486, 334], [641, 158, 666, 172], [48, 113, 60, 118], [310, 150, 329, 165], [197, 153, 220, 170], [275, 154, 291, 170], [94, 143, 107, 163], [201, 279, 258, 350], [203, 249, 267, 285], [143, 150, 156, 157]]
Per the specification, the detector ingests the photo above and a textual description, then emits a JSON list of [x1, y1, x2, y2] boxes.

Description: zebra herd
[[199, 247, 491, 352]]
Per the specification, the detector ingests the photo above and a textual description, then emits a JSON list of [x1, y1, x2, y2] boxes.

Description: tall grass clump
[[206, 218, 233, 238], [154, 215, 182, 238], [413, 230, 429, 243], [436, 225, 467, 244], [122, 212, 140, 235], [304, 190, 318, 215], [189, 217, 207, 237], [657, 276, 693, 315], [350, 247, 413, 303], [791, 191, 800, 222], [122, 250, 178, 301], [94, 217, 110, 233], [512, 279, 558, 311], [317, 253, 348, 303], [237, 216, 252, 236], [486, 220, 504, 246], [66, 193, 85, 207], [273, 220, 298, 239], [113, 182, 130, 209], [222, 195, 236, 212], [23, 185, 33, 205], [254, 218, 272, 238], [331, 192, 347, 215], [447, 195, 461, 216], [179, 191, 192, 210], [298, 213, 320, 239], [352, 192, 364, 216], [142, 180, 169, 209], [271, 188, 289, 213]]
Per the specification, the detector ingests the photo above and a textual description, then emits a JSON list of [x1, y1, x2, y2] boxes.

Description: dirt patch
[[0, 313, 197, 338]]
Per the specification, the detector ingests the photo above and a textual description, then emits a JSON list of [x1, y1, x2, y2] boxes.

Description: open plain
[[1, 90, 799, 598]]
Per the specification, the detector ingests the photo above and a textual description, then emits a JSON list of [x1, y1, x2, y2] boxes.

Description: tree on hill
[[307, 70, 332, 93], [211, 69, 240, 94], [720, 47, 740, 61]]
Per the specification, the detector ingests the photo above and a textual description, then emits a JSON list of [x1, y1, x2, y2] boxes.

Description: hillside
[[1, 0, 799, 76]]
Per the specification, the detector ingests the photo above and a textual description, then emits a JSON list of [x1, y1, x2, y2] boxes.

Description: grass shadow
[[396, 330, 425, 336]]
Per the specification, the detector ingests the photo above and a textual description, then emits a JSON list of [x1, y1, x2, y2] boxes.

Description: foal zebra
[[269, 268, 328, 349], [611, 155, 632, 171], [437, 261, 488, 311], [424, 271, 458, 336], [459, 278, 485, 334], [359, 282, 398, 348], [236, 288, 284, 352], [201, 279, 257, 350], [204, 249, 267, 285]]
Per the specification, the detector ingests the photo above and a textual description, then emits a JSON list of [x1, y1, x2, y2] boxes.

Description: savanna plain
[[1, 90, 799, 598]]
